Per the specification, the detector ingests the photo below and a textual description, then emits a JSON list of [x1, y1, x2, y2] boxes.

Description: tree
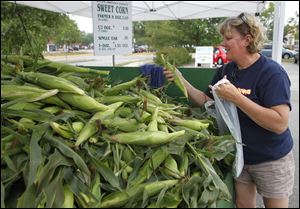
[[81, 32, 94, 46], [259, 2, 275, 42], [133, 18, 225, 52], [1, 1, 81, 55], [284, 12, 299, 40]]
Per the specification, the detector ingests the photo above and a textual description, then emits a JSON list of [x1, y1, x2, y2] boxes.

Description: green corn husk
[[160, 54, 188, 98], [103, 76, 142, 96], [42, 106, 62, 114], [75, 102, 123, 146], [7, 102, 44, 111], [72, 121, 85, 133], [62, 74, 90, 91], [98, 95, 140, 104], [1, 84, 70, 109], [110, 130, 185, 146], [58, 92, 108, 113], [129, 147, 169, 186], [44, 61, 110, 76], [19, 71, 85, 95], [179, 152, 189, 177], [50, 122, 73, 139], [115, 107, 133, 118], [163, 155, 181, 178], [103, 116, 147, 132], [158, 124, 169, 133], [171, 118, 210, 131], [97, 179, 178, 208], [139, 89, 163, 104], [147, 107, 159, 131], [62, 185, 74, 208]]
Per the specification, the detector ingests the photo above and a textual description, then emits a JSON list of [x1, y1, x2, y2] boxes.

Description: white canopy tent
[[10, 1, 267, 21], [10, 1, 286, 64]]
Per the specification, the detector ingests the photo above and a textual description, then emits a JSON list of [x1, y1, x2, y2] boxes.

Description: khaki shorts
[[235, 151, 295, 198]]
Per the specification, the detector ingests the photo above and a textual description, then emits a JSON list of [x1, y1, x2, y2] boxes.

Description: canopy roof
[[11, 1, 266, 21], [10, 1, 286, 64]]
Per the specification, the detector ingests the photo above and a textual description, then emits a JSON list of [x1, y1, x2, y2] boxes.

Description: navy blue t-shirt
[[205, 55, 293, 165]]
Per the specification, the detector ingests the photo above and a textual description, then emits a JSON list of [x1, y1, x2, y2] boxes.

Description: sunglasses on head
[[238, 12, 250, 27]]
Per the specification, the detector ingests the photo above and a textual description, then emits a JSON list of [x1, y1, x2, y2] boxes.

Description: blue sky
[[70, 1, 299, 33]]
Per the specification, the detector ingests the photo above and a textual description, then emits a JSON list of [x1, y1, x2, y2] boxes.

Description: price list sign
[[92, 1, 132, 55]]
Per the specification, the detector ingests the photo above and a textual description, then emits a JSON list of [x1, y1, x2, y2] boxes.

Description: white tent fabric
[[10, 1, 285, 64], [11, 1, 266, 21]]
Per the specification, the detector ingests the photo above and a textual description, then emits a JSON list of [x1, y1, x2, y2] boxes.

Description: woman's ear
[[244, 34, 252, 46]]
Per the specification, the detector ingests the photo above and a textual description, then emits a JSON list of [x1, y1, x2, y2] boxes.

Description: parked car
[[213, 46, 230, 65], [260, 44, 297, 59], [133, 45, 148, 53], [294, 52, 299, 64]]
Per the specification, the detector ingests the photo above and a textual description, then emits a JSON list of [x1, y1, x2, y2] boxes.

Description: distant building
[[285, 33, 298, 51]]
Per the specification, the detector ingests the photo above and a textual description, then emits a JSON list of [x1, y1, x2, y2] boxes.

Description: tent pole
[[272, 2, 286, 65], [112, 55, 115, 68]]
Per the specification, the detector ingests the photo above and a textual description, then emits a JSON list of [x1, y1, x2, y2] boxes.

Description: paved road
[[256, 61, 299, 208], [45, 52, 155, 67]]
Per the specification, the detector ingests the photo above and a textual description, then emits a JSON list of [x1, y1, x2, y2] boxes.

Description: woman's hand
[[210, 77, 241, 104], [163, 68, 175, 81]]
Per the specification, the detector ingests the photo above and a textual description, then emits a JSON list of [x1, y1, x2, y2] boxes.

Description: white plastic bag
[[205, 78, 244, 178]]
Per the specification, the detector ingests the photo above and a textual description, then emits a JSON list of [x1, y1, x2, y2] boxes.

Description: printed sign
[[92, 1, 132, 55], [195, 46, 213, 68]]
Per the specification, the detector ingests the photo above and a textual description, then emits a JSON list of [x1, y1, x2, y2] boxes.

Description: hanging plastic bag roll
[[206, 78, 244, 178]]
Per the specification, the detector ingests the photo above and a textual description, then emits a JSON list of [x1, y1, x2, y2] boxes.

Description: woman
[[164, 12, 294, 208]]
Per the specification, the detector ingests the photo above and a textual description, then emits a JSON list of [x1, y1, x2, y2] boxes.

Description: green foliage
[[1, 1, 81, 55], [284, 12, 299, 40], [259, 2, 275, 42], [259, 2, 299, 42], [133, 18, 225, 53], [155, 47, 192, 67], [81, 32, 94, 46]]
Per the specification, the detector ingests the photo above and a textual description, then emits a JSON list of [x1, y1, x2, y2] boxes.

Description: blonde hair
[[218, 12, 266, 53]]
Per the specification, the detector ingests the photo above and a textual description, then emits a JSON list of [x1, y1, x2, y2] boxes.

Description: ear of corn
[[103, 76, 142, 96], [91, 172, 101, 201], [75, 102, 123, 146], [160, 54, 188, 98], [46, 61, 110, 75], [158, 123, 169, 133], [179, 152, 189, 177], [171, 118, 210, 131], [62, 185, 74, 208], [97, 179, 178, 208], [50, 122, 73, 139], [19, 72, 85, 95], [71, 121, 85, 133], [110, 130, 185, 146], [103, 116, 146, 132], [99, 95, 140, 104], [58, 92, 108, 113], [129, 147, 168, 186], [122, 146, 135, 163], [42, 106, 62, 114], [139, 89, 163, 104], [7, 102, 44, 111], [163, 155, 181, 178], [96, 190, 130, 208], [147, 107, 159, 131], [1, 84, 59, 102], [115, 106, 133, 118], [61, 74, 90, 91], [132, 179, 178, 197]]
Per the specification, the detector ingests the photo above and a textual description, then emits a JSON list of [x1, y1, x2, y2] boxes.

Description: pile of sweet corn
[[1, 55, 236, 208]]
